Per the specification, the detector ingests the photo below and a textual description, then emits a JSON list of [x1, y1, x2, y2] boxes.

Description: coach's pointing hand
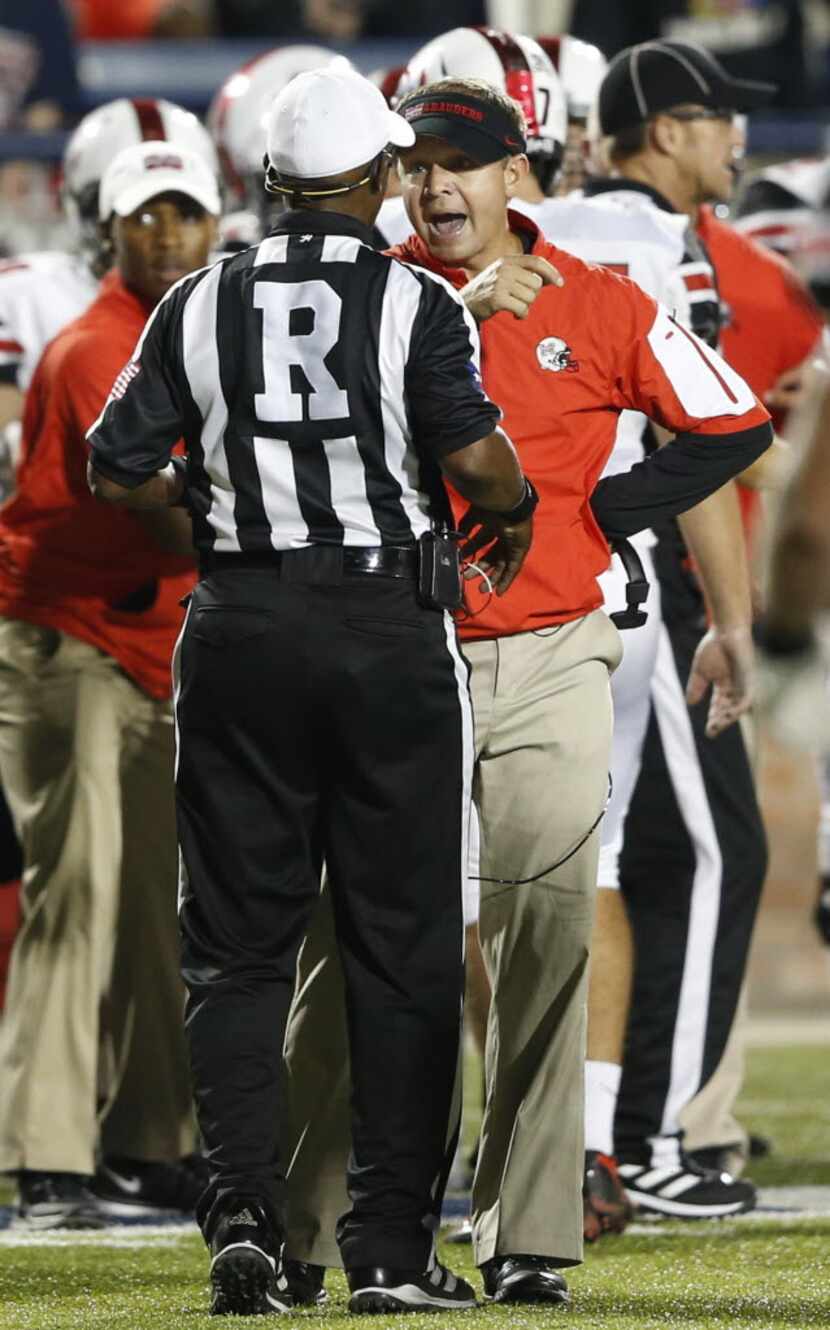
[[461, 255, 564, 323]]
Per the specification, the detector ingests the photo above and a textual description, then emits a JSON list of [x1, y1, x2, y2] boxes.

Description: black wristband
[[753, 619, 815, 657], [492, 476, 539, 524], [170, 456, 190, 509]]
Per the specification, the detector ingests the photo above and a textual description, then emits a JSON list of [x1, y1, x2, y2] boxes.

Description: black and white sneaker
[[15, 1171, 104, 1230], [209, 1201, 292, 1316], [481, 1255, 569, 1305], [284, 1259, 327, 1306], [93, 1155, 204, 1218], [347, 1261, 476, 1314], [618, 1156, 757, 1218]]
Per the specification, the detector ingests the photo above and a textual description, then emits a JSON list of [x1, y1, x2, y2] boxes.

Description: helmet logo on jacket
[[536, 336, 579, 372]]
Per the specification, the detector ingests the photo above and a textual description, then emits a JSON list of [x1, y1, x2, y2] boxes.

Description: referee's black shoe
[[347, 1261, 477, 1313], [209, 1201, 292, 1316], [481, 1255, 570, 1305], [618, 1155, 756, 1218]]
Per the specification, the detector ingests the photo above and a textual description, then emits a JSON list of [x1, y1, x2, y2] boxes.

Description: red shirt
[[73, 0, 167, 38], [0, 271, 194, 700], [391, 212, 769, 640], [697, 206, 825, 538]]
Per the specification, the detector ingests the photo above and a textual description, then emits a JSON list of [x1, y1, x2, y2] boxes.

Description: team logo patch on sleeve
[[536, 336, 579, 373]]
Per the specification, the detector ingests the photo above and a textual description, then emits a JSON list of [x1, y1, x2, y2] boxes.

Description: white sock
[[584, 1059, 622, 1156]]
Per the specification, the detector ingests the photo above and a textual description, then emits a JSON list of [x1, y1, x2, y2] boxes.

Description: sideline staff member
[[88, 68, 534, 1318], [0, 142, 219, 1229], [282, 76, 773, 1309]]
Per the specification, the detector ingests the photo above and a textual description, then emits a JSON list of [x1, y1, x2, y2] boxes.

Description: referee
[[87, 68, 534, 1317]]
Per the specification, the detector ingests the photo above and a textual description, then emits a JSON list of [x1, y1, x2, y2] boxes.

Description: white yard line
[[4, 1189, 830, 1246], [0, 1220, 197, 1246]]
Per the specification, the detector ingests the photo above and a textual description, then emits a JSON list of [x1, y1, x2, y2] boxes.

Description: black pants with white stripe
[[615, 612, 766, 1162], [175, 552, 469, 1270]]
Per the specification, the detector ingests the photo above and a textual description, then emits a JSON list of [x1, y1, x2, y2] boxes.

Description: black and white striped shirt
[[87, 210, 500, 554]]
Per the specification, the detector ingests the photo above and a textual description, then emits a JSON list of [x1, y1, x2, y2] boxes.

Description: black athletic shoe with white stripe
[[93, 1154, 204, 1217], [209, 1201, 292, 1316], [16, 1171, 104, 1230], [347, 1261, 476, 1314], [618, 1156, 757, 1218], [481, 1255, 569, 1305]]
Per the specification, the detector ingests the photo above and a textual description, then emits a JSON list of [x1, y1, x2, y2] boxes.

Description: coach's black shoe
[[93, 1155, 204, 1218], [16, 1171, 105, 1230], [209, 1201, 292, 1316], [618, 1155, 757, 1218], [284, 1259, 327, 1306], [347, 1261, 476, 1313], [481, 1254, 569, 1305]]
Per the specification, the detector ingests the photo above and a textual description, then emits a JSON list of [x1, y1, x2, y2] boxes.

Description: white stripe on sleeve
[[377, 262, 432, 537], [181, 263, 239, 551], [647, 304, 756, 418]]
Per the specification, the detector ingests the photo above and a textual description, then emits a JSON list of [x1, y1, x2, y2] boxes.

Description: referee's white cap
[[99, 141, 222, 220], [265, 66, 415, 181]]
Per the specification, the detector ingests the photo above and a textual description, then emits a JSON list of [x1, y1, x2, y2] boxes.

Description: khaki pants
[[284, 611, 621, 1268], [0, 620, 194, 1174], [680, 985, 749, 1161]]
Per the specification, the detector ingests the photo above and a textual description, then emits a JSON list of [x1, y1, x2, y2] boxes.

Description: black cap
[[599, 40, 776, 135], [400, 91, 527, 164]]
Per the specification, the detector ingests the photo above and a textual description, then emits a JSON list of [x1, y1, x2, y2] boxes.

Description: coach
[[282, 74, 774, 1307], [88, 68, 534, 1318]]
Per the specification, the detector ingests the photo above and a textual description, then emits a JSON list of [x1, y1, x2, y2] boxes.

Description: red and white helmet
[[367, 65, 407, 109], [208, 45, 354, 211], [536, 36, 608, 122], [401, 26, 567, 183], [64, 98, 218, 232]]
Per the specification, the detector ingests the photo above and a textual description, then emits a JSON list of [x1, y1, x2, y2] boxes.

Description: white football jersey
[[0, 251, 99, 391]]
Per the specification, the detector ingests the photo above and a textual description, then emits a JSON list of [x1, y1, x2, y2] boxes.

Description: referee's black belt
[[202, 545, 417, 581]]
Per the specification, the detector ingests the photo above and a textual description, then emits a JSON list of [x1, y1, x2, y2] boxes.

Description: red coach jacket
[[390, 210, 771, 641], [0, 271, 194, 700]]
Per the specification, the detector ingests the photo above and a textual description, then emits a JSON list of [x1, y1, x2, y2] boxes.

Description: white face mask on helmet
[[62, 98, 219, 269], [208, 44, 356, 225], [401, 26, 567, 192]]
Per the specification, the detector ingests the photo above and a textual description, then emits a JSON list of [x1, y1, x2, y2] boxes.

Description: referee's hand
[[460, 255, 564, 323], [458, 507, 533, 596]]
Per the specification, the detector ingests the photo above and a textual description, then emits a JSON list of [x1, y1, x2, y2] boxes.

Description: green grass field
[[1, 1043, 828, 1330]]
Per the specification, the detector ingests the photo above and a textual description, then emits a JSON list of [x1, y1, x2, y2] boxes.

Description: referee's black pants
[[615, 612, 767, 1161], [173, 554, 470, 1270]]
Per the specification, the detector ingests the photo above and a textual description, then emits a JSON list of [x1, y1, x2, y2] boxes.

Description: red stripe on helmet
[[473, 26, 540, 137], [536, 35, 563, 72], [380, 64, 406, 108], [210, 46, 288, 200], [131, 98, 167, 140]]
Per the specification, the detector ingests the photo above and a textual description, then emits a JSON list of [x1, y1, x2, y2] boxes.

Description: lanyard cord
[[470, 775, 612, 890]]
